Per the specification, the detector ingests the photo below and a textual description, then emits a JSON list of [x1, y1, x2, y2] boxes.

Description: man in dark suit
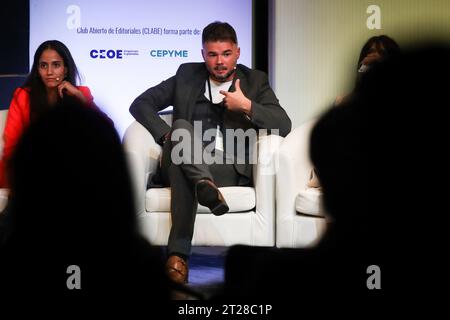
[[129, 21, 291, 284]]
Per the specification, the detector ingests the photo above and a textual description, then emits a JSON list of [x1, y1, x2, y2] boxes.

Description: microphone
[[56, 77, 60, 81]]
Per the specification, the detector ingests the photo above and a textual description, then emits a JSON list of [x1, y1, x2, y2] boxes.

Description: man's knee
[[172, 119, 193, 131]]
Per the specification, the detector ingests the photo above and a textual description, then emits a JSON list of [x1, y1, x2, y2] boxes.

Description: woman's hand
[[57, 81, 87, 104], [360, 52, 382, 68]]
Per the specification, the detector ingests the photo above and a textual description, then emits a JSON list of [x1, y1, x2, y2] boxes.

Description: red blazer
[[0, 86, 95, 187]]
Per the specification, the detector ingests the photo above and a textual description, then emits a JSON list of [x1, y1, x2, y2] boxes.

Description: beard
[[211, 66, 236, 82]]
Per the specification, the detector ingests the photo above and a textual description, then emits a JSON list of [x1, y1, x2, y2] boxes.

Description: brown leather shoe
[[195, 179, 229, 216], [166, 255, 189, 284]]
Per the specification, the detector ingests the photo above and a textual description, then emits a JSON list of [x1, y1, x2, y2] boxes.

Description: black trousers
[[158, 119, 244, 257]]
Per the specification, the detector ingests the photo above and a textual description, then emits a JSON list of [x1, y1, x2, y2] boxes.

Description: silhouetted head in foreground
[[310, 43, 450, 295], [314, 43, 450, 232], [1, 100, 169, 303], [223, 44, 449, 305]]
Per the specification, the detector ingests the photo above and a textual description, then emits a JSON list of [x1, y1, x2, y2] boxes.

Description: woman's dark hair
[[22, 40, 81, 122], [357, 35, 400, 69], [202, 21, 238, 44]]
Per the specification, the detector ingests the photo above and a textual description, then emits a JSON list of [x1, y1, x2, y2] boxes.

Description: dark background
[[0, 0, 29, 109]]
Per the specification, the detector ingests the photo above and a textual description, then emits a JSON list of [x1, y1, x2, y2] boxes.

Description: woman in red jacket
[[0, 40, 97, 188]]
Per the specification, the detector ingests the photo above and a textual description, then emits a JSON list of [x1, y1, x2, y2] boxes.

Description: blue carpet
[[187, 246, 228, 298]]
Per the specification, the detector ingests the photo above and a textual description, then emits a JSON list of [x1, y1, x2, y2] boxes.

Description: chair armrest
[[276, 119, 317, 223], [122, 121, 161, 213], [0, 110, 8, 159], [253, 134, 284, 243], [0, 188, 9, 213]]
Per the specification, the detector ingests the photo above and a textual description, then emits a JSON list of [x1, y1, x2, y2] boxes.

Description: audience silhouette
[[0, 99, 171, 308], [221, 43, 449, 308]]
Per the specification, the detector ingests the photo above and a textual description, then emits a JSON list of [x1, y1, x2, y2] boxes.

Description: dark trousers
[[159, 119, 242, 257]]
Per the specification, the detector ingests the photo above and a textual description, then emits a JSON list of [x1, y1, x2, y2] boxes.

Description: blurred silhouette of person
[[0, 40, 105, 188], [335, 35, 400, 106], [221, 43, 448, 308], [0, 99, 171, 307]]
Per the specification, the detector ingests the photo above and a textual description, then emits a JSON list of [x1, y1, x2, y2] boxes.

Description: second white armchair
[[275, 118, 328, 248]]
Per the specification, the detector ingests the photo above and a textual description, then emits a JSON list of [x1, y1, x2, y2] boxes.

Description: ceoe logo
[[90, 49, 123, 59]]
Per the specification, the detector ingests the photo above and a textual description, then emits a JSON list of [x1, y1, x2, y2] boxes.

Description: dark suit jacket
[[129, 62, 292, 180]]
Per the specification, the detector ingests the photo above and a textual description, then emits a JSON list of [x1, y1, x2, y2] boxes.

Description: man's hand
[[219, 79, 252, 116]]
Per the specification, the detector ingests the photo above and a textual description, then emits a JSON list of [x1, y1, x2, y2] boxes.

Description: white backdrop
[[30, 0, 252, 137]]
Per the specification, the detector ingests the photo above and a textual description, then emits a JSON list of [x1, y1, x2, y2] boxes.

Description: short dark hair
[[202, 21, 238, 44]]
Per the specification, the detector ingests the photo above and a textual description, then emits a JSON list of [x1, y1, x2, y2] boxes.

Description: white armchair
[[122, 117, 283, 247], [275, 118, 328, 248]]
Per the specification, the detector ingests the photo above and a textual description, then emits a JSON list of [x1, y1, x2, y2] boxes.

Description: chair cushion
[[145, 186, 256, 213], [295, 187, 323, 217]]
